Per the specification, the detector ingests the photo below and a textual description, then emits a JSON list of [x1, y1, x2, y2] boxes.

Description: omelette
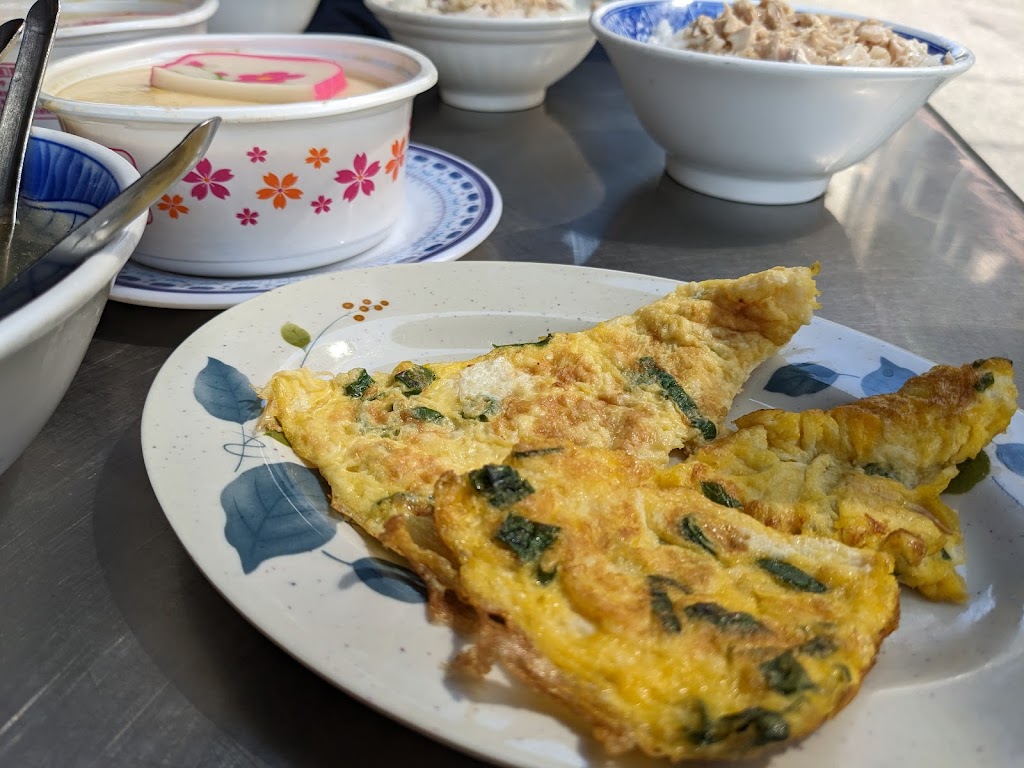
[[400, 445, 900, 762], [259, 265, 820, 541], [255, 262, 1019, 761], [685, 358, 1018, 602]]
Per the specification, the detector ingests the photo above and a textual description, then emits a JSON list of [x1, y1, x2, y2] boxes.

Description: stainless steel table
[[2, 48, 1022, 767]]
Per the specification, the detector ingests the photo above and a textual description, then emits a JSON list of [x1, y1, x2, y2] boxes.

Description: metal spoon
[[0, 117, 222, 320], [0, 0, 59, 284]]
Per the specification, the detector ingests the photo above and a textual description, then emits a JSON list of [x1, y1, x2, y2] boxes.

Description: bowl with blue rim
[[0, 127, 144, 476], [590, 0, 974, 205]]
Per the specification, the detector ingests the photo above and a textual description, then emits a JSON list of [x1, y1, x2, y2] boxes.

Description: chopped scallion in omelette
[[259, 264, 820, 540], [685, 358, 1017, 602], [396, 446, 900, 761]]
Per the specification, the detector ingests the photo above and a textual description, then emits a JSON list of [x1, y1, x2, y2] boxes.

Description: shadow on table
[[94, 302, 221, 348], [586, 174, 843, 249], [0, 459, 21, 517], [416, 97, 609, 230], [470, 172, 853, 282]]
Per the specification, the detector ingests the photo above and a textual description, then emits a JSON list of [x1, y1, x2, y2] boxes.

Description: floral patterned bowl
[[39, 34, 438, 278]]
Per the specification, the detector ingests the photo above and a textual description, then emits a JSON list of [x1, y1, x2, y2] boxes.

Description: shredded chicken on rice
[[652, 0, 953, 67]]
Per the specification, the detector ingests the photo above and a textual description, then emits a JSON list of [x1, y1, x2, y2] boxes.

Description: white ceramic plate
[[142, 262, 1024, 767], [111, 144, 501, 309]]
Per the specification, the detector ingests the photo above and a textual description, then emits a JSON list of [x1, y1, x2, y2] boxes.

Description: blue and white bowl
[[0, 127, 144, 476], [591, 0, 974, 204]]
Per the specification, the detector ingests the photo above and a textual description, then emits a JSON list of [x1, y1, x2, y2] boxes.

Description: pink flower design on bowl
[[236, 208, 259, 226], [184, 158, 234, 200], [238, 71, 303, 84], [311, 195, 332, 214], [335, 153, 380, 202]]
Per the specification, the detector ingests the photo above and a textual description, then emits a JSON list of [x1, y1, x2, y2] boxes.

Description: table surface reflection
[[1, 47, 1022, 768]]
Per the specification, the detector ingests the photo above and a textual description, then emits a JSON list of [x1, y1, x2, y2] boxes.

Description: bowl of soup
[[0, 127, 144, 477], [39, 34, 438, 278], [0, 0, 219, 128]]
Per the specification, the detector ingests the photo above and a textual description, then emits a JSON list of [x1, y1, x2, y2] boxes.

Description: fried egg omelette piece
[[412, 445, 899, 762], [685, 358, 1018, 602], [259, 265, 820, 541]]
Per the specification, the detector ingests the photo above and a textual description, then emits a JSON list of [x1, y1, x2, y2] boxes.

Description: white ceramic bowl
[[0, 0, 218, 128], [591, 0, 974, 205], [0, 127, 145, 477], [208, 0, 319, 33], [365, 0, 595, 112], [39, 34, 438, 278]]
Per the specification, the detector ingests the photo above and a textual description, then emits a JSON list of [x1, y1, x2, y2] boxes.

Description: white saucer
[[110, 144, 502, 309]]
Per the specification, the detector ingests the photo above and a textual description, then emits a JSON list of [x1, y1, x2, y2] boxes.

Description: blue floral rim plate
[[111, 144, 502, 310], [142, 262, 1024, 768]]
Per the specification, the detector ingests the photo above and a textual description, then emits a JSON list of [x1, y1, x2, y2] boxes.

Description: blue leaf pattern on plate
[[194, 357, 263, 424], [861, 357, 917, 396], [764, 363, 839, 397], [996, 444, 1024, 477], [350, 557, 428, 603], [222, 462, 335, 574]]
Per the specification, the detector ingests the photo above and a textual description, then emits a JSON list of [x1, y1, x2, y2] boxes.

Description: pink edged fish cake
[[150, 51, 348, 103]]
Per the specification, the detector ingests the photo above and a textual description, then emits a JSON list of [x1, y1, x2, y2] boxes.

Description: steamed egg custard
[[259, 265, 821, 542], [410, 445, 900, 761], [56, 51, 385, 108], [685, 358, 1018, 602]]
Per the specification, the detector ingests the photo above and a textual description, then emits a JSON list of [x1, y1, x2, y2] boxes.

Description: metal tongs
[[0, 0, 59, 284]]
